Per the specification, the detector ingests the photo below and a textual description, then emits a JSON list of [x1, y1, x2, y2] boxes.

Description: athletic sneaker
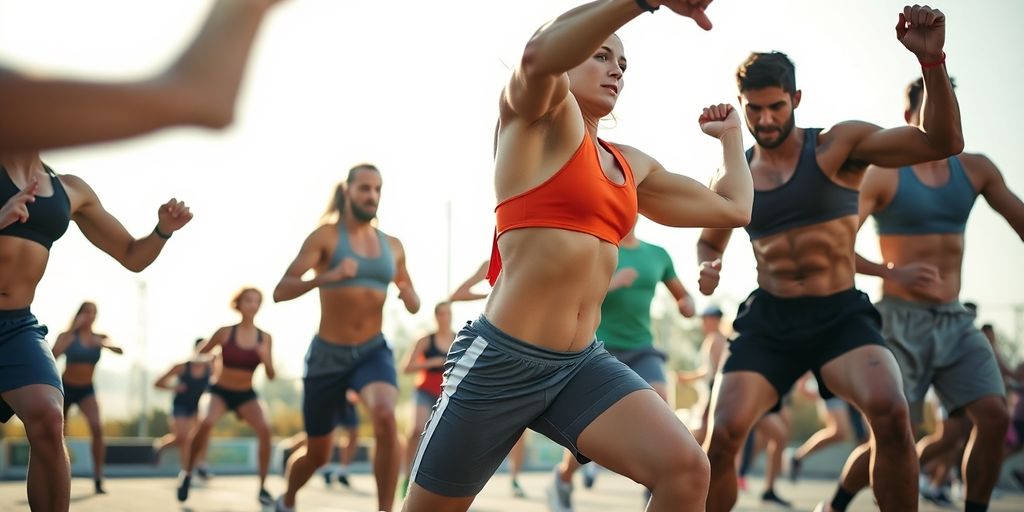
[[94, 479, 106, 495], [788, 453, 803, 483], [176, 473, 191, 502], [511, 478, 527, 498], [582, 462, 598, 489], [337, 472, 351, 488], [921, 487, 953, 507], [275, 495, 295, 512], [1012, 469, 1024, 489], [258, 488, 273, 506], [322, 470, 333, 486], [195, 465, 212, 481], [761, 489, 793, 508], [546, 467, 573, 512], [737, 475, 747, 492]]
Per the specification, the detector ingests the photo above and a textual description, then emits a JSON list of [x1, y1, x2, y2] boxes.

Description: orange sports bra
[[486, 131, 638, 285]]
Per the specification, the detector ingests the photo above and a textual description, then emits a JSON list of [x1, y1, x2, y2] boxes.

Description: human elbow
[[200, 106, 235, 130], [724, 207, 751, 228], [124, 260, 150, 273], [272, 285, 288, 303], [948, 134, 966, 156], [520, 34, 554, 80]]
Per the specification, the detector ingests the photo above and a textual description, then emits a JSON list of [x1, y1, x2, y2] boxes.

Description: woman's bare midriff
[[62, 363, 96, 387], [214, 366, 258, 391], [484, 228, 617, 352], [0, 237, 48, 310]]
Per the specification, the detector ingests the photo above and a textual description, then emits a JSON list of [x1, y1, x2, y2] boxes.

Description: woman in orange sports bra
[[403, 2, 752, 511]]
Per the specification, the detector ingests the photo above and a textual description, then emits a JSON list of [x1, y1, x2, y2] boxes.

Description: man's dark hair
[[737, 52, 797, 94]]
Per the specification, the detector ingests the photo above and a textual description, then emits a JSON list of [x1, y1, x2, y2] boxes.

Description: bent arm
[[154, 364, 185, 390], [273, 229, 331, 302], [635, 136, 752, 228], [450, 261, 489, 302], [0, 0, 279, 151], [506, 0, 648, 122], [70, 178, 171, 273]]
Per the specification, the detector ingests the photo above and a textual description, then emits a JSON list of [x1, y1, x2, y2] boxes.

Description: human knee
[[971, 400, 1010, 437], [369, 404, 397, 434], [650, 443, 710, 496], [862, 394, 912, 440], [306, 442, 332, 467], [708, 415, 752, 456], [255, 423, 272, 440], [24, 404, 65, 449]]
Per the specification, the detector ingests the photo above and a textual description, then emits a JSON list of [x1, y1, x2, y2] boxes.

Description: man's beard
[[750, 114, 795, 149], [350, 202, 377, 222]]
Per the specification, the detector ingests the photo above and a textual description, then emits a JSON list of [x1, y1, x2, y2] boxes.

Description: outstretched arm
[[0, 0, 285, 151], [68, 175, 192, 272]]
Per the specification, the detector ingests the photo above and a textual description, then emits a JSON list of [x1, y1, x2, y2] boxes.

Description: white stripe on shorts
[[408, 334, 489, 485]]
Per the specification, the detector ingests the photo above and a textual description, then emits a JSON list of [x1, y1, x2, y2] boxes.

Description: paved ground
[[2, 471, 1023, 511]]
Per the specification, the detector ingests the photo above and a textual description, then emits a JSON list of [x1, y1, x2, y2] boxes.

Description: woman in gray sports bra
[[51, 302, 123, 494]]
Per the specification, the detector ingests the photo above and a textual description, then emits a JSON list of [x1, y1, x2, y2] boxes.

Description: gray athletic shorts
[[877, 296, 1005, 424], [409, 315, 651, 497], [606, 345, 667, 384]]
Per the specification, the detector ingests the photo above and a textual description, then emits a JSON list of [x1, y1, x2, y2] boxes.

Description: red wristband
[[920, 52, 946, 69]]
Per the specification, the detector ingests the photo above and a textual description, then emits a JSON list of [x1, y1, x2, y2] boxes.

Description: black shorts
[[209, 385, 257, 413], [63, 382, 95, 409], [722, 288, 886, 412]]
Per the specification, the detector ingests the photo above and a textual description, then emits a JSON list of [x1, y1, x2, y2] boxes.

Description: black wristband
[[635, 0, 659, 13], [154, 225, 172, 240]]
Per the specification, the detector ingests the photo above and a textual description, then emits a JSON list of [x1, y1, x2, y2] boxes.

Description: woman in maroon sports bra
[[177, 287, 277, 506]]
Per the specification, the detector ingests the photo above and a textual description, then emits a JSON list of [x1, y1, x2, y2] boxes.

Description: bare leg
[[757, 414, 788, 495], [820, 346, 917, 512], [2, 385, 69, 512], [235, 400, 273, 490], [577, 389, 709, 511], [404, 402, 432, 480], [361, 382, 400, 512], [185, 397, 227, 473], [962, 396, 1011, 505], [283, 434, 334, 508], [704, 371, 778, 512], [76, 395, 105, 491]]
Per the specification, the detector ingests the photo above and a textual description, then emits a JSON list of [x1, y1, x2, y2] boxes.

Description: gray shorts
[[409, 316, 651, 497], [877, 297, 1005, 424], [606, 345, 667, 384]]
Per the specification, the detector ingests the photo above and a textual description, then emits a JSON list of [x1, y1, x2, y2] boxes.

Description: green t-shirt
[[597, 241, 677, 350]]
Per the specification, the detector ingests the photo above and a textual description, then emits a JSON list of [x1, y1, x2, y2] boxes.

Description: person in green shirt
[[549, 225, 695, 510]]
